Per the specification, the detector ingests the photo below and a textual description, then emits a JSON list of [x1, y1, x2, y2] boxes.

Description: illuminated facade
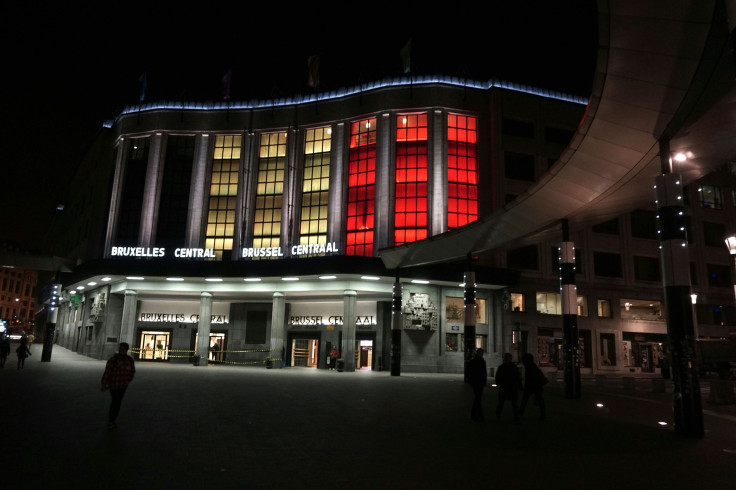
[[46, 77, 736, 376]]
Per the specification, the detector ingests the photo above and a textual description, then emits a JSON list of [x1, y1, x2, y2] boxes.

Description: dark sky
[[0, 2, 598, 252]]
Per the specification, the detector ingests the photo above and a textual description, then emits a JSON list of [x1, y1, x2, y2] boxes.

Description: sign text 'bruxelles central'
[[110, 242, 339, 259]]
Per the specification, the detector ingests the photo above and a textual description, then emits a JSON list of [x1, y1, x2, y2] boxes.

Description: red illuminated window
[[447, 114, 478, 229], [346, 118, 376, 256], [395, 114, 428, 245]]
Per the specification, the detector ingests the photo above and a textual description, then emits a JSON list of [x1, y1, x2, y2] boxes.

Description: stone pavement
[[1, 343, 735, 490]]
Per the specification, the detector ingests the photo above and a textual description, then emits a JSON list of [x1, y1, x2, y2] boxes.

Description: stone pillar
[[195, 292, 213, 366], [391, 279, 402, 376], [187, 133, 210, 247], [342, 290, 357, 372], [140, 132, 163, 247], [119, 290, 138, 346], [560, 223, 581, 399], [463, 271, 477, 383], [41, 283, 60, 362], [655, 154, 704, 437], [269, 292, 286, 368]]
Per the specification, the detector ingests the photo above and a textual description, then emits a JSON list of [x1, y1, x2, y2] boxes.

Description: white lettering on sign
[[241, 247, 284, 258], [290, 242, 339, 256], [289, 315, 375, 326], [138, 313, 228, 324], [174, 248, 216, 258], [111, 247, 166, 258]]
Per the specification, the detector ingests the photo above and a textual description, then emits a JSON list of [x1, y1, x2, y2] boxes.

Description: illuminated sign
[[110, 247, 215, 258], [138, 313, 228, 324], [289, 315, 375, 326], [242, 242, 339, 258]]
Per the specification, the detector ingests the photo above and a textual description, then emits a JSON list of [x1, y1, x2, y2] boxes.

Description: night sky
[[0, 2, 597, 252]]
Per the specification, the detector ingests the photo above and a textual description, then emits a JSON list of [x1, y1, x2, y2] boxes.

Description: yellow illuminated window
[[252, 132, 286, 256], [205, 135, 241, 260], [299, 127, 331, 255]]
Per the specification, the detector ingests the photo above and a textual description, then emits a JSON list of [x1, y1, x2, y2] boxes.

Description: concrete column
[[119, 290, 138, 346], [463, 271, 476, 383], [140, 132, 164, 247], [187, 133, 210, 247], [342, 290, 357, 372], [431, 109, 446, 234], [655, 156, 703, 437], [560, 224, 581, 399], [391, 280, 402, 376], [104, 141, 127, 256], [269, 292, 286, 368], [195, 292, 213, 366], [374, 113, 392, 252], [327, 123, 344, 246]]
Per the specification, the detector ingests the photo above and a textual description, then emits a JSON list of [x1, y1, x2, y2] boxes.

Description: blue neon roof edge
[[106, 75, 588, 127]]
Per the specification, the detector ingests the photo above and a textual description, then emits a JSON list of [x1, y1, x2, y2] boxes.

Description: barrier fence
[[130, 348, 282, 366]]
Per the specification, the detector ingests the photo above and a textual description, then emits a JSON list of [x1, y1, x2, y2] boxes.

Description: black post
[[41, 323, 56, 362], [560, 220, 581, 399], [654, 142, 704, 437], [391, 278, 402, 376], [463, 270, 476, 383]]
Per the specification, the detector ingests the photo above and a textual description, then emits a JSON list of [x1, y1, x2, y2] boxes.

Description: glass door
[[139, 331, 171, 361]]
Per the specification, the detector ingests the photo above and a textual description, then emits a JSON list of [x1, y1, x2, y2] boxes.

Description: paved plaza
[[1, 343, 735, 489]]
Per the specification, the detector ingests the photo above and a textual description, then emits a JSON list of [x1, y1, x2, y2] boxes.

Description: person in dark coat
[[468, 348, 488, 421], [0, 336, 10, 368], [16, 338, 31, 369], [519, 353, 547, 420], [495, 352, 521, 422]]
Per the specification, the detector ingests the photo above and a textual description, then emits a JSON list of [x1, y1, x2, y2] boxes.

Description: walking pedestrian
[[469, 348, 488, 421], [16, 339, 31, 369], [101, 342, 136, 429], [519, 353, 547, 420], [1, 335, 11, 368], [495, 353, 521, 423], [26, 333, 35, 352], [329, 345, 339, 370]]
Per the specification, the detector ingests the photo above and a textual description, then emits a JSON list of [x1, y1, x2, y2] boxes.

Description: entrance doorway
[[139, 331, 171, 361], [355, 332, 376, 370], [291, 338, 319, 367], [193, 332, 227, 362]]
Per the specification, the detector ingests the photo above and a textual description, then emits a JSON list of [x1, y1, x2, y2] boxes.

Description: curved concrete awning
[[380, 0, 736, 270]]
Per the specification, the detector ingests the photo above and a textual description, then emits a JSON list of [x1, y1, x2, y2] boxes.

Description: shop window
[[703, 221, 727, 247], [252, 132, 286, 256], [299, 127, 331, 255], [633, 256, 661, 282], [599, 332, 617, 366], [447, 114, 478, 230], [117, 137, 150, 247], [445, 297, 486, 323], [205, 135, 241, 260], [622, 332, 666, 371], [508, 245, 538, 270], [460, 334, 487, 352], [594, 251, 622, 278], [502, 118, 534, 138], [592, 218, 619, 235], [156, 135, 195, 249], [446, 333, 459, 351], [630, 209, 657, 239], [536, 292, 561, 315], [620, 299, 664, 321], [346, 118, 376, 256], [698, 185, 722, 209], [577, 296, 588, 317], [394, 113, 428, 245], [510, 293, 524, 312], [707, 263, 732, 288], [597, 299, 612, 318], [504, 151, 535, 182]]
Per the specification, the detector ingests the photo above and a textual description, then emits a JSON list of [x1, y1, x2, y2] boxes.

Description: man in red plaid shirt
[[101, 342, 136, 429]]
